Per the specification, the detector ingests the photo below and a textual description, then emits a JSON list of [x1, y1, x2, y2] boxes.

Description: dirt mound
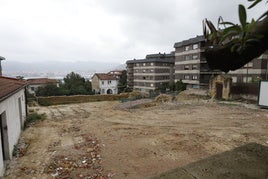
[[176, 89, 209, 101], [154, 94, 173, 103], [115, 99, 153, 110]]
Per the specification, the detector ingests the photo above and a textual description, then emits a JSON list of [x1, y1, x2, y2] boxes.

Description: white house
[[26, 78, 59, 95], [0, 76, 27, 176], [91, 73, 118, 94]]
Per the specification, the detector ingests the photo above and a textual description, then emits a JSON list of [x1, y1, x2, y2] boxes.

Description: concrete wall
[[0, 88, 26, 176]]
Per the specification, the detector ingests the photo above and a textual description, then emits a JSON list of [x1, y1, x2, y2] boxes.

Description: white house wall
[[99, 80, 118, 94], [27, 84, 43, 95], [0, 88, 26, 176]]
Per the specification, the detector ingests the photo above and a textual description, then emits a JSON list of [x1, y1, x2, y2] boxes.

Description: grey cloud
[[1, 0, 267, 66]]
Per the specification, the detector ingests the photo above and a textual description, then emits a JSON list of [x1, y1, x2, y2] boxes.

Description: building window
[[143, 69, 146, 73], [185, 55, 190, 60], [31, 87, 35, 91], [108, 80, 111, 84], [232, 77, 237, 83], [243, 76, 252, 83], [143, 63, 146, 66], [151, 62, 154, 66], [192, 75, 198, 80], [192, 64, 198, 70], [185, 46, 190, 51], [184, 75, 190, 80], [150, 69, 154, 72], [192, 84, 199, 89], [193, 44, 199, 49], [184, 65, 190, 70], [150, 83, 154, 87], [102, 81, 104, 85], [192, 54, 198, 60]]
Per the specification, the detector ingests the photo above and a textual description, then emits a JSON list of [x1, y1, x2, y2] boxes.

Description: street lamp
[[0, 56, 6, 76]]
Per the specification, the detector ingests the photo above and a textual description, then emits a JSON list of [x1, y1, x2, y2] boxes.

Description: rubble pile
[[115, 99, 153, 110], [45, 133, 115, 179], [154, 94, 173, 103], [12, 138, 29, 158]]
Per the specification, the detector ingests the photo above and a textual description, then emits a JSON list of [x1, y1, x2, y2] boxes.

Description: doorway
[[216, 83, 223, 99], [0, 112, 10, 160], [107, 89, 113, 94]]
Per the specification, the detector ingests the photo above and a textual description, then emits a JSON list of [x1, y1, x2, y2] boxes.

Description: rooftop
[[27, 78, 58, 85], [126, 52, 175, 64], [174, 35, 205, 48], [0, 76, 26, 102], [94, 73, 117, 80]]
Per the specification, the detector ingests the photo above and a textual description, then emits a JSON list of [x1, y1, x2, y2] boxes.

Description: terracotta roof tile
[[27, 78, 58, 85], [0, 76, 26, 101], [94, 73, 117, 80]]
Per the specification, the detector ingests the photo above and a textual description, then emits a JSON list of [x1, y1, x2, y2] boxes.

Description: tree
[[203, 0, 268, 72], [36, 84, 61, 97], [175, 80, 186, 92], [62, 72, 92, 95], [118, 70, 127, 93]]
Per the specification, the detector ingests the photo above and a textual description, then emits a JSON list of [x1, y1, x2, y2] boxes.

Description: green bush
[[24, 112, 46, 129]]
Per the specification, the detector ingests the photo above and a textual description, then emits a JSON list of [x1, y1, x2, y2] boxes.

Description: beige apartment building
[[174, 35, 268, 89], [126, 53, 175, 92], [174, 35, 221, 89], [228, 54, 268, 83]]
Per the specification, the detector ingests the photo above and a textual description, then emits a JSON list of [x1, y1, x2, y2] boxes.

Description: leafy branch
[[204, 0, 267, 54]]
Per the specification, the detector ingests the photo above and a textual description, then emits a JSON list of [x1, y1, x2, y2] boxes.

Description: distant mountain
[[2, 60, 125, 78]]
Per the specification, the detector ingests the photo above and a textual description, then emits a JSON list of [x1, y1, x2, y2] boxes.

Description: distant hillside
[[3, 60, 121, 72], [2, 60, 125, 77]]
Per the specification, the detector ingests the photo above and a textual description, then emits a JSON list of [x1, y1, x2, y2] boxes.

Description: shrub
[[24, 112, 46, 129]]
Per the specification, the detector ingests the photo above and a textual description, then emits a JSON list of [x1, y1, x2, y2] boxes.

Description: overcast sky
[[0, 0, 266, 64]]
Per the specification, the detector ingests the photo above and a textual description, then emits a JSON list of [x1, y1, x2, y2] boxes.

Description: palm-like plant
[[220, 5, 260, 54], [203, 0, 268, 72]]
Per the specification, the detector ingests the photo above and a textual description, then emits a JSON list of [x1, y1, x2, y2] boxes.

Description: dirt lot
[[4, 98, 268, 178]]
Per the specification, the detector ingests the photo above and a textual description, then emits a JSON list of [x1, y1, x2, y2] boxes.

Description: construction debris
[[45, 133, 115, 179]]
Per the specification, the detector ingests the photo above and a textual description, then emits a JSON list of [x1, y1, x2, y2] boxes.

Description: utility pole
[[0, 56, 6, 76]]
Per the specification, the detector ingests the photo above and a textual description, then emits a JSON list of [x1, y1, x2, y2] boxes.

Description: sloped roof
[[93, 73, 117, 80], [0, 76, 26, 102], [126, 52, 175, 64], [27, 78, 58, 85], [174, 35, 205, 48]]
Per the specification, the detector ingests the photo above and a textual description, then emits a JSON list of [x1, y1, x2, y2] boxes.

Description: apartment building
[[174, 35, 268, 89], [126, 52, 175, 92], [228, 53, 268, 83], [174, 35, 222, 89]]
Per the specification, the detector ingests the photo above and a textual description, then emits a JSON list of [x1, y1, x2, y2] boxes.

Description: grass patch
[[24, 112, 46, 129]]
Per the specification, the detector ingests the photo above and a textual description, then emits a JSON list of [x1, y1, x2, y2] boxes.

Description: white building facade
[[91, 73, 118, 94], [0, 77, 26, 176]]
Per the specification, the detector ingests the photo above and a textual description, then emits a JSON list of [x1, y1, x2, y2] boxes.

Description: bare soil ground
[[4, 98, 268, 179]]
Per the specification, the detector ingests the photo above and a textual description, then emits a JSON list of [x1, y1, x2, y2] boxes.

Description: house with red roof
[[91, 73, 118, 94], [26, 78, 59, 95], [0, 76, 27, 176]]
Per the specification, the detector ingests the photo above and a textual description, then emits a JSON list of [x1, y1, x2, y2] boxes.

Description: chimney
[[0, 56, 6, 76]]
